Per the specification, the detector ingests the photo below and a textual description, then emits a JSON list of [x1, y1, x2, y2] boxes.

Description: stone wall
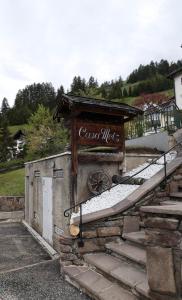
[[58, 163, 182, 266], [0, 196, 24, 212], [142, 211, 182, 299]]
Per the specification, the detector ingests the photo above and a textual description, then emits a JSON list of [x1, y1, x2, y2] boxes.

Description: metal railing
[[125, 109, 182, 139], [64, 141, 182, 247]]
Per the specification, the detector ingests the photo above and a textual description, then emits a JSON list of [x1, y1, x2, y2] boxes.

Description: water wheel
[[87, 170, 112, 195]]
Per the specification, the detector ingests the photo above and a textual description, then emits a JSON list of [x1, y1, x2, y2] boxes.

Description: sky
[[0, 0, 182, 107]]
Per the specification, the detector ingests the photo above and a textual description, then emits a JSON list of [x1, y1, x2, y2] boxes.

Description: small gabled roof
[[54, 94, 143, 121], [13, 129, 25, 140], [159, 97, 177, 109], [167, 67, 182, 79]]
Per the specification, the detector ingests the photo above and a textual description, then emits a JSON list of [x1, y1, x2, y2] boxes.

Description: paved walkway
[[0, 222, 90, 300]]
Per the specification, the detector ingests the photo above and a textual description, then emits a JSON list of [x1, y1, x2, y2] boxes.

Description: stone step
[[105, 241, 146, 267], [170, 192, 182, 199], [160, 200, 180, 205], [140, 204, 182, 216], [173, 175, 182, 181], [122, 231, 146, 246], [84, 253, 149, 299], [64, 265, 138, 300]]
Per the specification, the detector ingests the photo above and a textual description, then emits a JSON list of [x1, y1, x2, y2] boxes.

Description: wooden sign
[[76, 120, 123, 147]]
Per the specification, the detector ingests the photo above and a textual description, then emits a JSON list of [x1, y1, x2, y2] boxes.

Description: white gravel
[[71, 184, 139, 220], [71, 151, 177, 219]]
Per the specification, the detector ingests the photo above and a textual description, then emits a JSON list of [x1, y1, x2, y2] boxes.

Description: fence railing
[[125, 109, 182, 139], [64, 141, 182, 247]]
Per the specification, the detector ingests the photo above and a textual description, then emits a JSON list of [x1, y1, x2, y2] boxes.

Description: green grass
[[8, 124, 29, 135], [0, 168, 25, 196]]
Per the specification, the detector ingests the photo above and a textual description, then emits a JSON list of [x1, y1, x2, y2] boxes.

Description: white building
[[168, 67, 182, 109]]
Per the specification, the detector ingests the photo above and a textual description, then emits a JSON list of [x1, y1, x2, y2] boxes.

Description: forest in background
[[0, 58, 181, 163]]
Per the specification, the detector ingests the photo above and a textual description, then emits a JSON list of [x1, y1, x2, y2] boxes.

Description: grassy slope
[[113, 89, 174, 106], [0, 168, 25, 196], [8, 124, 29, 135]]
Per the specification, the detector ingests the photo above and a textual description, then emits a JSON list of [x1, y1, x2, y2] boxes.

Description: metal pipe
[[164, 153, 167, 185], [78, 203, 84, 247]]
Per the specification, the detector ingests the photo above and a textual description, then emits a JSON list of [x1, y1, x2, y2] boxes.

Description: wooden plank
[[78, 152, 124, 163], [76, 120, 124, 147]]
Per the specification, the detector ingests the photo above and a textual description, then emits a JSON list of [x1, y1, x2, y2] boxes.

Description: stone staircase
[[63, 169, 182, 299], [64, 230, 149, 300]]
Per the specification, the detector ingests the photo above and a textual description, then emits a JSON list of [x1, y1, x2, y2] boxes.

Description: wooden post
[[71, 118, 78, 208]]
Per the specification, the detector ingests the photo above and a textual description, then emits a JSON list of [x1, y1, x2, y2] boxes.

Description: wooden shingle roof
[[54, 94, 143, 121]]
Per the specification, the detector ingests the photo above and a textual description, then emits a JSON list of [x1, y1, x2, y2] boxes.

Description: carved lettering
[[78, 127, 121, 144]]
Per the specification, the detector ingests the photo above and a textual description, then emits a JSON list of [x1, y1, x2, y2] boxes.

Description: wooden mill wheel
[[87, 170, 112, 195]]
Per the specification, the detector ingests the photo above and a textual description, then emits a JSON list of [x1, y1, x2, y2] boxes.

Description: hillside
[[111, 88, 174, 106], [0, 168, 24, 196]]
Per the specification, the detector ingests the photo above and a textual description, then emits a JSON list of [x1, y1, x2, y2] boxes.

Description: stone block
[[97, 236, 119, 246], [104, 219, 124, 227], [173, 174, 182, 181], [59, 235, 73, 245], [60, 252, 77, 261], [82, 230, 97, 238], [123, 216, 140, 234], [155, 191, 168, 197], [97, 226, 121, 237], [169, 181, 178, 193], [145, 229, 181, 247], [59, 244, 72, 253], [146, 246, 176, 295], [145, 217, 179, 231], [78, 239, 103, 254]]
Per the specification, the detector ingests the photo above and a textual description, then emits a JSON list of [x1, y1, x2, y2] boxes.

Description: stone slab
[[75, 269, 112, 295], [111, 264, 146, 288], [63, 265, 88, 277], [106, 242, 146, 266], [64, 264, 137, 300], [146, 246, 176, 295], [144, 217, 179, 230], [170, 192, 182, 198], [135, 280, 150, 298], [99, 284, 137, 300], [122, 231, 145, 245], [84, 253, 120, 273], [123, 216, 140, 234], [97, 226, 121, 237], [140, 204, 182, 215], [145, 229, 181, 247]]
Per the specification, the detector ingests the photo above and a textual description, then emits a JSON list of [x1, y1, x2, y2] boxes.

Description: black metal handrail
[[64, 141, 182, 247]]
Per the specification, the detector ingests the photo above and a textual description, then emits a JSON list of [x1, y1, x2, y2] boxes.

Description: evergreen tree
[[88, 76, 98, 89], [56, 85, 65, 103], [1, 98, 10, 115], [123, 88, 128, 97], [0, 118, 14, 162], [13, 82, 56, 124], [70, 76, 86, 95]]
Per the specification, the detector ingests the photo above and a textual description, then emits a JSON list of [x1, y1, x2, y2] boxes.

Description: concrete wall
[[25, 151, 124, 249], [125, 154, 160, 172], [25, 152, 72, 241], [77, 155, 123, 203], [126, 131, 171, 152], [174, 73, 182, 109]]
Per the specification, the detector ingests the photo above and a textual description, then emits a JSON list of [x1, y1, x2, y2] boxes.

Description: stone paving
[[0, 222, 90, 300]]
